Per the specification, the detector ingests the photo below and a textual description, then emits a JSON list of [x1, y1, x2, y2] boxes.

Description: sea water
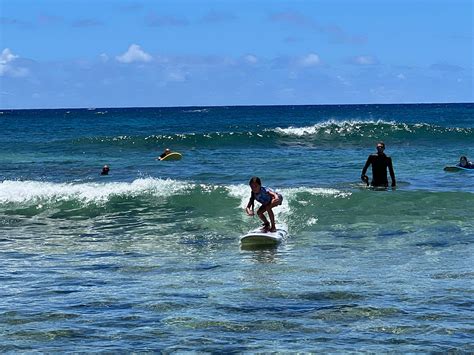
[[0, 104, 473, 352]]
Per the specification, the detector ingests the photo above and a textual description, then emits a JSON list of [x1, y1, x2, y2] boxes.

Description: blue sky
[[0, 0, 472, 109]]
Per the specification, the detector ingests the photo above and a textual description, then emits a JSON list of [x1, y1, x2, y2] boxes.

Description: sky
[[0, 0, 472, 109]]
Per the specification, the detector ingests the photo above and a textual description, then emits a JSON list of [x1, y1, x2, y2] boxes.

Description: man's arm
[[388, 157, 396, 186], [361, 156, 371, 181]]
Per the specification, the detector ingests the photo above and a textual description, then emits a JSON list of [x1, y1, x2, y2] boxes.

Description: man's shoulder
[[378, 153, 391, 159]]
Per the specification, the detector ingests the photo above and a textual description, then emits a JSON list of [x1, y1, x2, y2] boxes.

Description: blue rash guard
[[252, 186, 283, 206]]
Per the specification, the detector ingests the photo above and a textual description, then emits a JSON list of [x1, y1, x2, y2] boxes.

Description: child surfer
[[245, 176, 283, 233]]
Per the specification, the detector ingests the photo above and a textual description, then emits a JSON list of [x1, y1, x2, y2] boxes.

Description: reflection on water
[[241, 247, 280, 263]]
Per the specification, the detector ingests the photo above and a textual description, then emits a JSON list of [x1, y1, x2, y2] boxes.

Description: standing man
[[361, 141, 396, 187]]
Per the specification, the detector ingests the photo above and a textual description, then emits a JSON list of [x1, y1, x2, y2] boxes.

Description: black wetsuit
[[458, 163, 474, 169], [362, 153, 396, 187]]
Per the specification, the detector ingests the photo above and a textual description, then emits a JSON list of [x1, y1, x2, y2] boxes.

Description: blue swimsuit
[[253, 186, 283, 205]]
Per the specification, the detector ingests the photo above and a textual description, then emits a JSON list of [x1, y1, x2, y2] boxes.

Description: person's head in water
[[101, 165, 110, 175], [376, 141, 385, 154], [459, 156, 469, 167], [159, 148, 172, 159], [249, 176, 262, 193]]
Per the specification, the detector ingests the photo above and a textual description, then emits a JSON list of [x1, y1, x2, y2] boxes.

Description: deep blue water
[[0, 103, 473, 352]]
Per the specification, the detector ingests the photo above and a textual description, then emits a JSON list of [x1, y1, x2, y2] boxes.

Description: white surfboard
[[240, 226, 288, 247]]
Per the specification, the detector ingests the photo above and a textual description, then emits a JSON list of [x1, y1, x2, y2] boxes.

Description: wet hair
[[101, 165, 110, 175], [377, 141, 385, 149], [249, 176, 262, 186]]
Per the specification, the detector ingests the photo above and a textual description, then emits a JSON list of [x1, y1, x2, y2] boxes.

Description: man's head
[[376, 141, 385, 153]]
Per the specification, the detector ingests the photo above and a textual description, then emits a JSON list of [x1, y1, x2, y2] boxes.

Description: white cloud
[[244, 54, 258, 65], [0, 48, 29, 77], [430, 62, 464, 72], [336, 75, 350, 86], [9, 67, 29, 77], [166, 70, 187, 82], [116, 44, 152, 64], [299, 53, 321, 67], [269, 11, 366, 45], [99, 53, 109, 63], [351, 55, 378, 65], [200, 11, 236, 24], [0, 48, 17, 64], [146, 14, 188, 27]]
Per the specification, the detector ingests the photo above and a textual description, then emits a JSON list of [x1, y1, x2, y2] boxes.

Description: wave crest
[[0, 179, 350, 209], [72, 120, 473, 149], [0, 178, 193, 205], [272, 120, 472, 139]]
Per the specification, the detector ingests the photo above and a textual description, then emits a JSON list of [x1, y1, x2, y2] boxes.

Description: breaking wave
[[71, 120, 473, 149]]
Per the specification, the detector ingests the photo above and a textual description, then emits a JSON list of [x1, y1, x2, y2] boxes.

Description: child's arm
[[268, 190, 280, 204], [245, 195, 255, 216]]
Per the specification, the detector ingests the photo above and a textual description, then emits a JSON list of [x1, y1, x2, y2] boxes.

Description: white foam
[[226, 184, 349, 204], [0, 178, 192, 205], [226, 184, 251, 208], [272, 119, 400, 137], [183, 108, 210, 113], [225, 184, 350, 225], [282, 187, 352, 199]]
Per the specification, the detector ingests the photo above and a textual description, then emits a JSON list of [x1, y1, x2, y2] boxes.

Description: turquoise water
[[0, 104, 473, 352]]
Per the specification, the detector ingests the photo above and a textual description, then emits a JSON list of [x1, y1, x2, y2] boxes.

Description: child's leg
[[257, 205, 269, 228], [267, 207, 276, 232], [265, 200, 281, 232]]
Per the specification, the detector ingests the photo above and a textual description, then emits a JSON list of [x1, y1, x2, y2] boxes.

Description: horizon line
[[2, 101, 473, 111]]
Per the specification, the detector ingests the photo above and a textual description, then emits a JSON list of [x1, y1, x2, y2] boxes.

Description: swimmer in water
[[361, 141, 396, 187], [100, 165, 110, 175]]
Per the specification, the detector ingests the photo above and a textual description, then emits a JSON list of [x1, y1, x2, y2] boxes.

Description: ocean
[[0, 103, 473, 352]]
